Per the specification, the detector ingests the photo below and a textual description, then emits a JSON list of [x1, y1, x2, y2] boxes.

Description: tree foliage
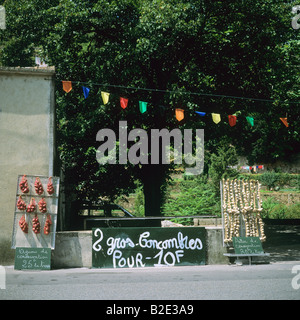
[[1, 0, 299, 217], [208, 143, 239, 194]]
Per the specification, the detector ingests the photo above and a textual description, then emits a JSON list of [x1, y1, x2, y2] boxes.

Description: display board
[[14, 247, 51, 270], [232, 237, 264, 255], [11, 175, 59, 249], [220, 178, 266, 246], [92, 227, 206, 268]]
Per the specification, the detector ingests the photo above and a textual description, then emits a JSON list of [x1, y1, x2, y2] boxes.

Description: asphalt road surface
[[1, 261, 299, 300]]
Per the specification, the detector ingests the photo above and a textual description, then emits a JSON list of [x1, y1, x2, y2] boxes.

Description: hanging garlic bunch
[[228, 179, 236, 241], [241, 180, 251, 237], [222, 178, 266, 243], [248, 180, 256, 237], [222, 179, 230, 243], [233, 179, 240, 237], [256, 181, 266, 242], [252, 182, 260, 238], [222, 179, 240, 242]]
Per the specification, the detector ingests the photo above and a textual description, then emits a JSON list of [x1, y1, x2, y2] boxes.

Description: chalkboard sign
[[92, 227, 206, 268], [233, 237, 264, 255], [14, 247, 51, 270]]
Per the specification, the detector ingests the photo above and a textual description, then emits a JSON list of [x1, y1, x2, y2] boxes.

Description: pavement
[[0, 224, 299, 301], [263, 225, 300, 262], [0, 261, 299, 301]]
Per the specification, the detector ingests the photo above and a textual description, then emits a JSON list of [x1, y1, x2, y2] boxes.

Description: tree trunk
[[141, 164, 168, 227]]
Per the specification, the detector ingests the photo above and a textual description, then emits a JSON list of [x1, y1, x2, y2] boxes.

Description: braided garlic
[[222, 178, 266, 243]]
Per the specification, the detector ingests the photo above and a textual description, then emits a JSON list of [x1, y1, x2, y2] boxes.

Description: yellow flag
[[212, 113, 221, 124], [101, 91, 110, 105]]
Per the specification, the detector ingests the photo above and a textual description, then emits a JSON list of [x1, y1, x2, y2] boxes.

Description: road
[[1, 261, 299, 300]]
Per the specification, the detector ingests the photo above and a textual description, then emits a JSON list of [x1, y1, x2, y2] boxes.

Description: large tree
[[1, 0, 299, 227]]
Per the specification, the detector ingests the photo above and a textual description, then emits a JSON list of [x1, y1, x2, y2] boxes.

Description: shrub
[[208, 144, 239, 194], [162, 179, 219, 225], [134, 187, 145, 217], [268, 204, 286, 219], [284, 204, 300, 219], [261, 197, 278, 218], [262, 197, 300, 219], [258, 171, 279, 190], [297, 175, 300, 190]]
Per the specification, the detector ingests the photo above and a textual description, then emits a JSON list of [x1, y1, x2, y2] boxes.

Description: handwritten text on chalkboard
[[233, 237, 264, 255], [15, 247, 51, 270], [92, 227, 206, 268]]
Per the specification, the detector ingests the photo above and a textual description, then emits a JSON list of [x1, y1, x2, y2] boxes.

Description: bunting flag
[[212, 113, 221, 124], [246, 116, 254, 127], [139, 101, 147, 113], [120, 97, 128, 109], [59, 79, 293, 131], [228, 115, 237, 127], [280, 117, 289, 127], [175, 108, 184, 121], [241, 165, 264, 170], [101, 91, 110, 105], [195, 111, 206, 117], [82, 86, 90, 99], [62, 81, 72, 93]]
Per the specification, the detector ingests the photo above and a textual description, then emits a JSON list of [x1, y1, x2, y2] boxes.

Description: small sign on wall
[[92, 227, 206, 268], [14, 247, 51, 270]]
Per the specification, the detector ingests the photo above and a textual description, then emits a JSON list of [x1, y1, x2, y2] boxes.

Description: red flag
[[280, 117, 289, 127], [120, 97, 128, 109], [228, 115, 237, 127]]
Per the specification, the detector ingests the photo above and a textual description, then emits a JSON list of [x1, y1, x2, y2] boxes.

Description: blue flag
[[82, 86, 90, 99], [195, 111, 206, 117]]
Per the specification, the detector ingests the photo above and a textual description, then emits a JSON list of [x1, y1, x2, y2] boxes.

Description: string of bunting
[[61, 80, 293, 128]]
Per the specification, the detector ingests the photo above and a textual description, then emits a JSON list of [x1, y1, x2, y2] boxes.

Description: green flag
[[139, 101, 147, 114], [246, 116, 254, 127]]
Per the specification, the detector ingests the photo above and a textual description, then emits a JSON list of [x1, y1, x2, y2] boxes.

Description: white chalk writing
[[139, 231, 202, 250], [93, 228, 204, 268]]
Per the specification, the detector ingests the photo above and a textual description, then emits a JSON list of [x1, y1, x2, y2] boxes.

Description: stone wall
[[261, 192, 300, 205]]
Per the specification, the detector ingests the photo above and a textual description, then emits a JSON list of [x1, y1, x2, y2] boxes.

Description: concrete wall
[[52, 231, 92, 268], [205, 227, 228, 264], [51, 227, 228, 268], [0, 67, 56, 264]]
